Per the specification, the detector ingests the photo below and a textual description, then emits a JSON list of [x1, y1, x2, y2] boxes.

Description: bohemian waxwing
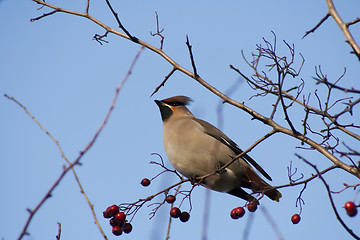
[[155, 96, 282, 203]]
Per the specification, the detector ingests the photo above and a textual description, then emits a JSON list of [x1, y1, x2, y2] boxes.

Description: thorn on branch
[[303, 13, 330, 38], [105, 0, 138, 43], [185, 36, 199, 79], [30, 9, 58, 22], [150, 68, 176, 97], [346, 17, 360, 27]]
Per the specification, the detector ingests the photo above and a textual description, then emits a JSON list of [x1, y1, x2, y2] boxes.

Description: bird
[[155, 95, 281, 204]]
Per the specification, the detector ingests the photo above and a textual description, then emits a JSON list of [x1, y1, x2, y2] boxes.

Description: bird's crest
[[162, 96, 192, 106]]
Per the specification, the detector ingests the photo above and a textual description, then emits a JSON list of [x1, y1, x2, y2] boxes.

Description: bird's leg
[[216, 162, 227, 175], [189, 175, 200, 185]]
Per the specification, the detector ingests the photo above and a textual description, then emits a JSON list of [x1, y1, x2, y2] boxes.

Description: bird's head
[[155, 96, 193, 122]]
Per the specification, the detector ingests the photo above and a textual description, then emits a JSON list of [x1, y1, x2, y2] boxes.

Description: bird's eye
[[163, 101, 182, 106], [170, 102, 181, 106]]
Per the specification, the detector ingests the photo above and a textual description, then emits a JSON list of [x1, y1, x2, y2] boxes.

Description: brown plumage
[[155, 96, 281, 203]]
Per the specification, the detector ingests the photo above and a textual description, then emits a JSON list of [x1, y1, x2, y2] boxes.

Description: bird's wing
[[194, 118, 272, 181]]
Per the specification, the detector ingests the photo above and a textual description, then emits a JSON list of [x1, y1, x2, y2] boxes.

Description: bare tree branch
[[326, 0, 360, 60], [27, 2, 360, 239], [8, 46, 144, 240], [296, 154, 360, 240], [303, 0, 360, 60]]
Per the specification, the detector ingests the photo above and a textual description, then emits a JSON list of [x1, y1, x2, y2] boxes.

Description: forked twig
[[8, 46, 144, 240], [296, 154, 360, 240]]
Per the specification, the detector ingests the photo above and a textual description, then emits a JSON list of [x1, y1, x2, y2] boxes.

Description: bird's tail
[[263, 186, 282, 202], [244, 165, 282, 202], [227, 188, 260, 205]]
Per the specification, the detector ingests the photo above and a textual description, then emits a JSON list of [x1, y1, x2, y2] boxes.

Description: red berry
[[114, 212, 126, 223], [247, 202, 258, 212], [109, 204, 119, 215], [230, 208, 239, 219], [291, 214, 301, 224], [103, 205, 119, 218], [141, 178, 151, 187], [235, 207, 245, 217], [122, 223, 133, 234], [165, 195, 176, 204], [179, 211, 190, 222], [103, 210, 112, 219], [109, 217, 118, 226], [230, 207, 245, 219], [170, 207, 181, 218], [344, 201, 356, 211], [344, 201, 358, 217], [112, 225, 122, 236], [348, 209, 358, 217]]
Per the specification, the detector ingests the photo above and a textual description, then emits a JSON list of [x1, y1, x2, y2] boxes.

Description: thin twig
[[56, 222, 61, 240], [186, 36, 199, 78], [30, 9, 58, 22], [151, 67, 177, 97], [150, 11, 165, 50], [4, 94, 109, 239], [347, 18, 360, 27], [10, 46, 144, 240], [303, 13, 330, 38], [296, 154, 360, 240], [85, 0, 90, 14], [104, 0, 138, 42], [165, 184, 182, 240]]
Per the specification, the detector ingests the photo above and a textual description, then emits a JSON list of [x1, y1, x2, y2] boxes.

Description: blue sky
[[1, 0, 360, 240]]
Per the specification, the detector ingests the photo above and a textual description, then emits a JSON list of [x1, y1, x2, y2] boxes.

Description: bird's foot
[[216, 164, 227, 175], [189, 175, 200, 185]]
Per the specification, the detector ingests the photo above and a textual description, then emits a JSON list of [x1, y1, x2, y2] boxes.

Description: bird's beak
[[155, 100, 172, 122], [154, 100, 162, 107]]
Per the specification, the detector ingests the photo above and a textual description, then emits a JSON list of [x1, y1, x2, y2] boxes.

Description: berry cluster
[[230, 202, 258, 220], [103, 205, 133, 236], [170, 207, 190, 222], [344, 201, 358, 217], [164, 194, 190, 222]]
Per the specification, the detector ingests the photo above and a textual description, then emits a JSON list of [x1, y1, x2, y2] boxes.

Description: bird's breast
[[162, 118, 243, 192]]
